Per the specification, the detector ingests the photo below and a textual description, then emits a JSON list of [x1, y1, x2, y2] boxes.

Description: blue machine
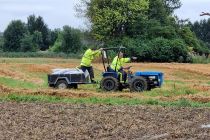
[[100, 47, 164, 92]]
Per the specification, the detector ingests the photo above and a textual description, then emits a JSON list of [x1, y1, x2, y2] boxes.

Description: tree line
[[0, 0, 210, 62], [76, 0, 210, 62], [0, 15, 84, 54]]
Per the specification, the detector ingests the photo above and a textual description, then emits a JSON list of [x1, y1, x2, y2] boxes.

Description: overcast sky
[[0, 0, 210, 32]]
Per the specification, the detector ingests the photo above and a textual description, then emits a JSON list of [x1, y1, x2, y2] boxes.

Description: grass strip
[[0, 94, 210, 108]]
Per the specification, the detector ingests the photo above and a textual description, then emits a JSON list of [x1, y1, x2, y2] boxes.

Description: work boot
[[91, 80, 97, 84]]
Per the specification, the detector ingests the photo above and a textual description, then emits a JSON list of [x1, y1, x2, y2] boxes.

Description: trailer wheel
[[101, 76, 119, 91], [55, 80, 68, 89], [130, 77, 148, 92]]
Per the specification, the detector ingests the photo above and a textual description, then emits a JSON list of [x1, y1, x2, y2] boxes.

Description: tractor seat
[[107, 66, 115, 72]]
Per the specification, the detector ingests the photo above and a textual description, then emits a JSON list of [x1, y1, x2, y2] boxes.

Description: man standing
[[80, 47, 103, 83]]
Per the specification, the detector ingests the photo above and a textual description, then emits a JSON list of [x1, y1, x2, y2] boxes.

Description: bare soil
[[0, 102, 210, 140]]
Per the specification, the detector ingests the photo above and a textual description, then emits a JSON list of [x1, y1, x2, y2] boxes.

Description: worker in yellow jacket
[[110, 51, 137, 83], [80, 47, 103, 83]]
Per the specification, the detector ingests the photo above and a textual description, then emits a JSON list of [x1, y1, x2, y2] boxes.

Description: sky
[[0, 0, 210, 32]]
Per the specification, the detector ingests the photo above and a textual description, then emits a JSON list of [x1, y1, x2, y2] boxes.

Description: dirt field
[[0, 102, 209, 140], [0, 58, 210, 102], [0, 58, 210, 139]]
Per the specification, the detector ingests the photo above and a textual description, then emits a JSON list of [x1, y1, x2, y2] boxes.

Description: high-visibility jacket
[[80, 49, 100, 67], [111, 56, 131, 71]]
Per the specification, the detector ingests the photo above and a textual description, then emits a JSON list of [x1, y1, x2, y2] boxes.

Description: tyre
[[55, 80, 68, 89], [129, 77, 148, 92], [100, 76, 119, 91]]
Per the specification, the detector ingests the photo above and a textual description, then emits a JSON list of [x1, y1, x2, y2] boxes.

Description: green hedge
[[106, 37, 192, 63], [0, 51, 82, 59]]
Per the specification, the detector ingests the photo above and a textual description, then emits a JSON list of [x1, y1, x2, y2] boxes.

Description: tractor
[[48, 47, 164, 92], [100, 47, 164, 92]]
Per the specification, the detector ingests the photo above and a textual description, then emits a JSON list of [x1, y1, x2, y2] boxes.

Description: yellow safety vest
[[111, 56, 131, 71], [80, 49, 100, 67]]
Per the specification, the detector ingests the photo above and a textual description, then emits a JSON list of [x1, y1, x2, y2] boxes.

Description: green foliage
[[27, 15, 50, 50], [62, 26, 82, 53], [192, 55, 210, 64], [178, 26, 209, 55], [3, 20, 27, 52], [20, 33, 39, 52], [50, 26, 82, 53], [0, 36, 4, 52], [107, 37, 191, 62], [190, 19, 210, 49], [78, 0, 149, 40], [78, 0, 209, 62], [144, 38, 189, 62], [0, 52, 81, 58]]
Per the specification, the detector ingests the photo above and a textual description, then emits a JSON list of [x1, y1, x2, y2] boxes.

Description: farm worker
[[110, 51, 137, 83], [200, 12, 210, 16], [80, 47, 103, 83]]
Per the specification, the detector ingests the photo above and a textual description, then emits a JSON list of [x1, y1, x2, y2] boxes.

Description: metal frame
[[101, 47, 126, 72]]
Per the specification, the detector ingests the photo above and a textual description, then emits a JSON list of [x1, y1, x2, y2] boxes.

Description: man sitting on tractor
[[110, 51, 137, 83], [80, 47, 103, 83]]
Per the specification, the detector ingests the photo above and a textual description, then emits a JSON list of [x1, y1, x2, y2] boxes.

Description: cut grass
[[1, 94, 210, 108], [0, 77, 38, 89]]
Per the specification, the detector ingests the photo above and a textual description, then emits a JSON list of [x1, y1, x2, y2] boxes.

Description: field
[[0, 58, 210, 139]]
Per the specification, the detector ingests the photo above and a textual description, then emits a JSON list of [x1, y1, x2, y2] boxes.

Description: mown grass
[[1, 94, 210, 108], [0, 77, 38, 89]]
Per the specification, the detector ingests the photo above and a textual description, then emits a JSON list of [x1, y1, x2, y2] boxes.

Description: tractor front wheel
[[101, 76, 119, 92], [130, 77, 148, 92]]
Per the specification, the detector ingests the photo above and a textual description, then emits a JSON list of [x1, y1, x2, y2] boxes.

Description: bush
[[0, 51, 82, 58], [107, 37, 191, 63], [50, 26, 82, 53]]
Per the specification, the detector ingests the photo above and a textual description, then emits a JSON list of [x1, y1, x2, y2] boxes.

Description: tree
[[20, 34, 35, 52], [27, 15, 50, 50], [0, 36, 4, 52], [77, 0, 149, 41], [190, 19, 210, 47], [49, 29, 60, 46], [3, 20, 27, 52], [50, 26, 82, 53]]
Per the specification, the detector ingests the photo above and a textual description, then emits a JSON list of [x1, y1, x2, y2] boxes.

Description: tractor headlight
[[149, 76, 156, 80]]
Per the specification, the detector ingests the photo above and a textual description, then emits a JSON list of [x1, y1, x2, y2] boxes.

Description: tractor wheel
[[101, 76, 119, 92], [130, 77, 148, 92], [55, 80, 68, 89]]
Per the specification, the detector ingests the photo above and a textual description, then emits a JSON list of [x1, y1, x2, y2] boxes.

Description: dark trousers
[[119, 69, 127, 83], [110, 68, 127, 83], [81, 66, 94, 80]]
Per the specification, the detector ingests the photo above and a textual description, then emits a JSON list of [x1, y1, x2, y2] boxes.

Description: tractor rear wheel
[[130, 77, 148, 92], [101, 76, 119, 91]]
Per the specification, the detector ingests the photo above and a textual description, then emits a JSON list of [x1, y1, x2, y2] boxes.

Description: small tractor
[[48, 47, 164, 92], [100, 47, 164, 92]]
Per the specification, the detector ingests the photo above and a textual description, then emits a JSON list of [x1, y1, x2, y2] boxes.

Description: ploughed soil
[[0, 102, 210, 140]]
